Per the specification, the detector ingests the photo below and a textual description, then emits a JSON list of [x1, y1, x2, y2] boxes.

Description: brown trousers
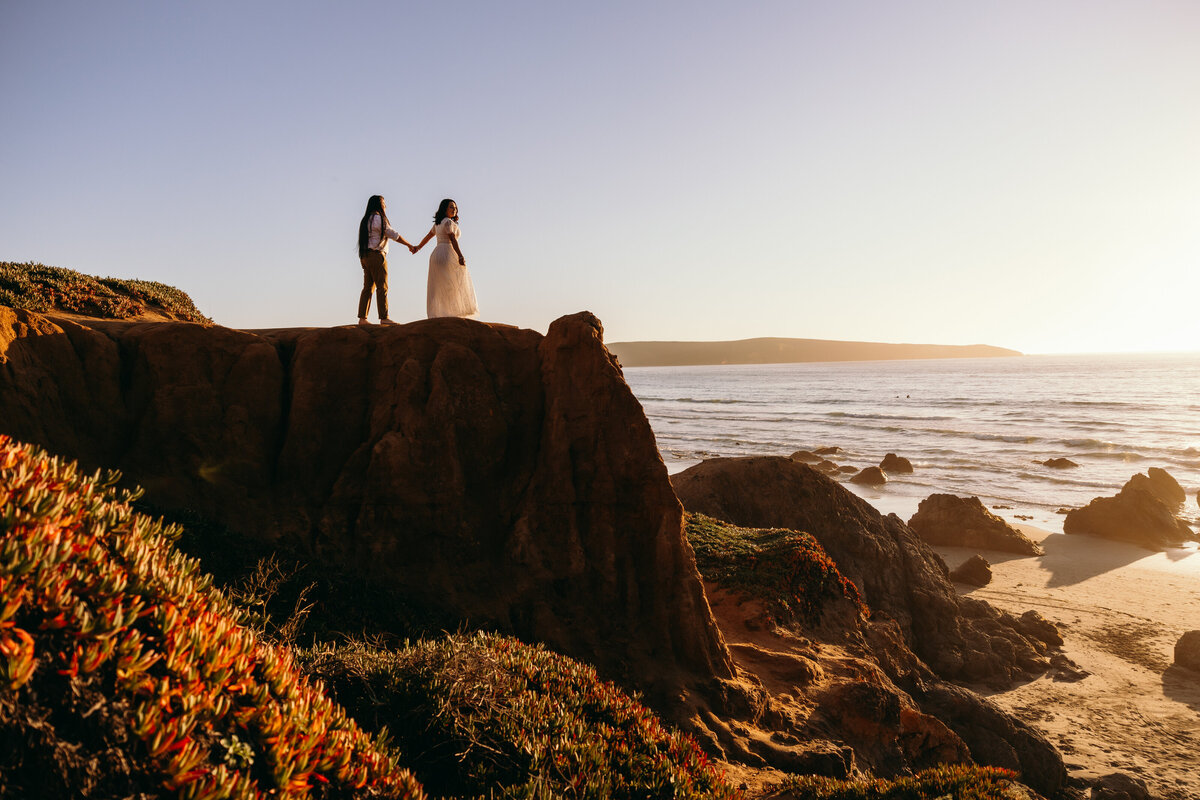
[[357, 249, 388, 320]]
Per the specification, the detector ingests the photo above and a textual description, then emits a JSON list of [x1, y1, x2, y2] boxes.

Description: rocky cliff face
[[0, 307, 732, 687], [671, 457, 1060, 686]]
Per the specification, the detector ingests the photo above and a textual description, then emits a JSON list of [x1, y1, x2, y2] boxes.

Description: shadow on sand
[[1036, 532, 1157, 589], [1161, 664, 1200, 712], [1163, 542, 1199, 562]]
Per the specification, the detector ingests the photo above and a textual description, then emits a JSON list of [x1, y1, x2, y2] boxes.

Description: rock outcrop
[[1175, 631, 1200, 672], [0, 307, 732, 688], [1090, 772, 1152, 800], [908, 494, 1044, 556], [879, 453, 913, 474], [1064, 470, 1196, 549], [949, 555, 992, 586], [670, 457, 1060, 685], [671, 457, 1067, 796]]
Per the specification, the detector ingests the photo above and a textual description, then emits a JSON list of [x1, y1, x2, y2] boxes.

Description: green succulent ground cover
[[302, 633, 741, 800], [0, 435, 421, 799], [684, 513, 868, 623], [776, 765, 1025, 799], [0, 261, 211, 323], [0, 436, 741, 800]]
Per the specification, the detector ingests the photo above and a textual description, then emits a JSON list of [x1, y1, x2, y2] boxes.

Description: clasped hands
[[402, 243, 464, 266]]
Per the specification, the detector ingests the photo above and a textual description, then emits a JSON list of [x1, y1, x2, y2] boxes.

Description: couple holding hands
[[356, 195, 478, 325]]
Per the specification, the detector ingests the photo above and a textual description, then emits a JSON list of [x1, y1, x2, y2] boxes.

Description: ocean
[[623, 352, 1200, 535]]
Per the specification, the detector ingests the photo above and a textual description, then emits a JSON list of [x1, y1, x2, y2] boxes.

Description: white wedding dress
[[426, 218, 478, 318]]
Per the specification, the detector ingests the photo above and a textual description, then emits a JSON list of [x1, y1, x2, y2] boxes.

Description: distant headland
[[607, 337, 1022, 367]]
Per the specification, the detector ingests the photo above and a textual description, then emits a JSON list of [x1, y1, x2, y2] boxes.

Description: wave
[[971, 433, 1041, 444], [639, 396, 760, 405], [824, 411, 955, 422]]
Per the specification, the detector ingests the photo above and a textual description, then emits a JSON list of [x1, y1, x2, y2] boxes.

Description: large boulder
[[850, 466, 887, 486], [0, 307, 732, 688], [1064, 471, 1196, 549], [1090, 772, 1152, 800], [1175, 630, 1200, 672], [908, 494, 1044, 556], [949, 555, 992, 587], [913, 683, 1066, 798]]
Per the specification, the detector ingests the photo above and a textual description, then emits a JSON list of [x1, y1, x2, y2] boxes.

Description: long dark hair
[[357, 195, 389, 258], [434, 198, 458, 225]]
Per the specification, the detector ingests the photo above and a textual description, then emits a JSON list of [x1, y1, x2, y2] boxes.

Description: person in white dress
[[412, 198, 478, 319]]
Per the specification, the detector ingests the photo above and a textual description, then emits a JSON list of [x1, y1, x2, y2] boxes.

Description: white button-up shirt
[[367, 213, 403, 255]]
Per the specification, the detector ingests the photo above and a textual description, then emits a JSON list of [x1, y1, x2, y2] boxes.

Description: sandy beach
[[933, 524, 1200, 799], [844, 487, 1200, 797]]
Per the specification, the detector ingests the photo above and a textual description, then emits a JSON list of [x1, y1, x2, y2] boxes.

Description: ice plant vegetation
[[301, 632, 743, 800], [775, 764, 1024, 799], [0, 435, 423, 798], [0, 261, 211, 323], [685, 513, 869, 623]]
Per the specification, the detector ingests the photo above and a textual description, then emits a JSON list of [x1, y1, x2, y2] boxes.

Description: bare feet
[[380, 319, 399, 326], [357, 318, 372, 326]]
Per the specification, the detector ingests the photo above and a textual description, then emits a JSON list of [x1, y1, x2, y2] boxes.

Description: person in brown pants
[[356, 195, 415, 325]]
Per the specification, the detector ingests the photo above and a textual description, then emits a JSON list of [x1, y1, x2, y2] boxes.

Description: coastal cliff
[[1, 305, 1071, 794], [0, 307, 732, 687]]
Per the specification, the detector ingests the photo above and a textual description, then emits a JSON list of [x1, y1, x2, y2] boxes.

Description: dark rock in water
[[1132, 466, 1186, 508], [879, 453, 913, 473], [1090, 772, 1152, 800], [1064, 472, 1196, 549], [790, 449, 820, 463], [908, 494, 1044, 556], [0, 308, 732, 688], [1175, 630, 1200, 672], [815, 459, 839, 474], [814, 446, 841, 455], [671, 457, 1057, 685], [849, 466, 887, 486], [836, 465, 857, 474], [1040, 457, 1079, 468], [949, 555, 992, 586]]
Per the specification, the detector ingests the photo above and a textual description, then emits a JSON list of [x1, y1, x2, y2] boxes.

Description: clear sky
[[3, 2, 1198, 354]]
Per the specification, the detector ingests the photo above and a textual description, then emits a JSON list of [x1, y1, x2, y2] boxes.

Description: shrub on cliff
[[0, 434, 422, 799], [301, 632, 741, 800], [685, 513, 868, 624], [0, 261, 211, 323], [775, 764, 1025, 799]]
